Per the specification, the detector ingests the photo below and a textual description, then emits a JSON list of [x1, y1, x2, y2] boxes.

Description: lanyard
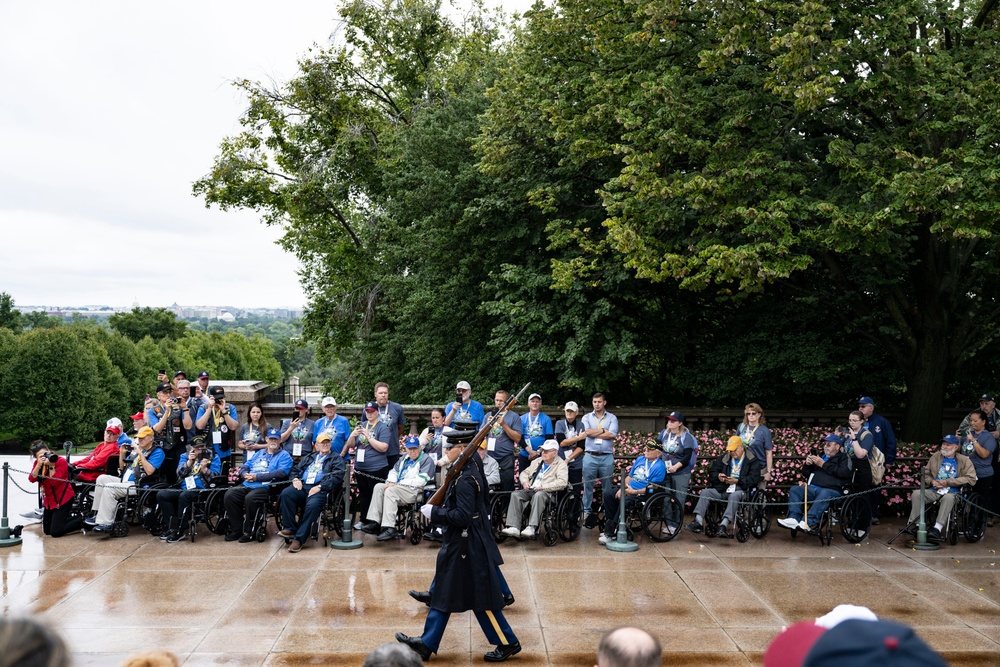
[[309, 454, 327, 474], [212, 408, 224, 429]]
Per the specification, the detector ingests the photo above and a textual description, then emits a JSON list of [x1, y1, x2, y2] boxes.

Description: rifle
[[426, 382, 530, 506]]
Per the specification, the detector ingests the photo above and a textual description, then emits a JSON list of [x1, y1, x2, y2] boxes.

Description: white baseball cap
[[321, 396, 337, 407], [564, 401, 579, 412], [106, 417, 123, 430], [456, 381, 471, 391], [540, 439, 559, 451]]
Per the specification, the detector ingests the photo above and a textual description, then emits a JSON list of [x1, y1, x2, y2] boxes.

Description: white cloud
[[0, 0, 535, 309]]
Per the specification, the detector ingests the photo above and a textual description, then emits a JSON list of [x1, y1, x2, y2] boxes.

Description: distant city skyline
[[14, 302, 304, 319]]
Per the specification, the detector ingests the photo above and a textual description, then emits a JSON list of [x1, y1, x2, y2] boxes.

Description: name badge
[[213, 431, 223, 445], [305, 472, 317, 485], [487, 437, 497, 452], [293, 442, 303, 457], [185, 477, 197, 490], [726, 483, 737, 493], [430, 452, 438, 463], [937, 487, 949, 496], [173, 427, 181, 433], [356, 448, 366, 464]]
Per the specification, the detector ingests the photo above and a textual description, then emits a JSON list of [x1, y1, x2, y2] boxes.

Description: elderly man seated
[[224, 428, 294, 543], [501, 439, 568, 539], [599, 440, 666, 544], [687, 436, 762, 538], [902, 434, 977, 542], [361, 435, 436, 541], [157, 436, 222, 543], [278, 431, 346, 552], [85, 426, 165, 533], [778, 433, 852, 533]]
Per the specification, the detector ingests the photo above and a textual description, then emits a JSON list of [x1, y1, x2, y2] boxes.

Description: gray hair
[[597, 627, 662, 667], [0, 616, 70, 667], [362, 642, 424, 667]]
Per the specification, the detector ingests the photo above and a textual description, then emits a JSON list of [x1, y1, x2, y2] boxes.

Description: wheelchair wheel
[[839, 496, 871, 543], [557, 493, 583, 543], [749, 491, 771, 538], [947, 509, 959, 546], [491, 493, 509, 543], [735, 515, 750, 543], [110, 520, 129, 538], [963, 493, 987, 543], [641, 492, 681, 543], [817, 510, 832, 546], [205, 490, 228, 535], [541, 512, 559, 547]]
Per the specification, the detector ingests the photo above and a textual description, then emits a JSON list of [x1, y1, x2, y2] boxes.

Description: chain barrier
[[13, 460, 1000, 521]]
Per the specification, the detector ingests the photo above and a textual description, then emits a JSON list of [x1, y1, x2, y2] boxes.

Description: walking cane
[[802, 473, 814, 527]]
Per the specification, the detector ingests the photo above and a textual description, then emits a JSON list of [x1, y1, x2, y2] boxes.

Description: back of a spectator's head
[[596, 627, 662, 667], [363, 642, 424, 667], [0, 616, 70, 667], [120, 650, 182, 667]]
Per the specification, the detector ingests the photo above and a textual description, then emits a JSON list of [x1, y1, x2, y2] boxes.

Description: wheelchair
[[276, 484, 348, 548], [946, 488, 988, 545], [494, 487, 587, 546], [108, 482, 169, 538], [602, 490, 684, 543], [790, 487, 872, 546], [702, 487, 768, 543], [248, 483, 286, 543], [389, 485, 435, 545], [181, 476, 231, 542]]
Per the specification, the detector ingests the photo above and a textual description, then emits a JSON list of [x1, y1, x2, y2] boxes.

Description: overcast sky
[[0, 1, 531, 310]]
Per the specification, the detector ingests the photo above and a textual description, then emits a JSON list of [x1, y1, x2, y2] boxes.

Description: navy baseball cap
[[822, 433, 844, 445], [667, 410, 685, 422], [173, 370, 186, 379], [404, 435, 421, 448], [198, 371, 210, 379], [941, 434, 960, 445], [294, 399, 309, 409], [980, 393, 996, 402], [363, 401, 378, 411], [858, 396, 875, 406], [266, 427, 281, 439]]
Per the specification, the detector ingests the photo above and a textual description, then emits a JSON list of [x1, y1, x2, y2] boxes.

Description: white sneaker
[[798, 520, 811, 531], [20, 508, 43, 520], [598, 534, 610, 545], [661, 524, 677, 535], [501, 527, 521, 538], [778, 517, 800, 530], [520, 526, 535, 538]]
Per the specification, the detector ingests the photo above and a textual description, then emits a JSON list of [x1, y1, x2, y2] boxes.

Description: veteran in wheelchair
[[901, 434, 977, 543], [599, 439, 667, 544], [224, 427, 294, 543], [156, 436, 222, 543], [687, 436, 762, 538], [778, 433, 853, 535], [500, 439, 568, 540], [361, 435, 436, 541], [278, 431, 347, 552], [85, 426, 165, 534]]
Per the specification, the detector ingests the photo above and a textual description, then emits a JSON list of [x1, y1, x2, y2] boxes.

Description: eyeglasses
[[745, 411, 758, 416]]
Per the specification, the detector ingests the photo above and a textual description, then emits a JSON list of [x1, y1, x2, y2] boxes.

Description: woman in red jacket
[[27, 441, 85, 537]]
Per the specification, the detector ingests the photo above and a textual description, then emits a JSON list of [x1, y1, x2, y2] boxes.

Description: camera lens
[[46, 453, 59, 463]]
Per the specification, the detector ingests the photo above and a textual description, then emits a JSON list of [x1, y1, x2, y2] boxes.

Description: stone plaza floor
[[3, 510, 1000, 666]]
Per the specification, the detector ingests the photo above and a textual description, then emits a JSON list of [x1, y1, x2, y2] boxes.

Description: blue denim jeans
[[787, 484, 841, 527], [582, 453, 614, 515]]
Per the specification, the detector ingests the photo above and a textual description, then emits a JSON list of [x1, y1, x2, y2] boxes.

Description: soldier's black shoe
[[409, 590, 432, 606], [376, 527, 398, 541], [503, 593, 515, 607], [396, 632, 432, 660], [484, 641, 521, 662]]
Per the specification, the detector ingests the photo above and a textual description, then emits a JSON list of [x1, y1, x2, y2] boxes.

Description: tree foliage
[[109, 307, 188, 343]]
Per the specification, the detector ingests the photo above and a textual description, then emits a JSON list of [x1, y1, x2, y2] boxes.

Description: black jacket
[[801, 450, 852, 489], [289, 451, 346, 495], [429, 455, 505, 613], [707, 450, 762, 494]]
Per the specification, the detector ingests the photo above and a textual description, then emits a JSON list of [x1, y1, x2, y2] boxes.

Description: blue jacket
[[865, 413, 897, 464], [239, 448, 293, 488]]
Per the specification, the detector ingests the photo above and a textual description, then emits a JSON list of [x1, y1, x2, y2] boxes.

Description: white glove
[[420, 504, 433, 520]]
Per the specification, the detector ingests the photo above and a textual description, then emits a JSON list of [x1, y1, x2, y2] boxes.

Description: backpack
[[869, 445, 885, 485]]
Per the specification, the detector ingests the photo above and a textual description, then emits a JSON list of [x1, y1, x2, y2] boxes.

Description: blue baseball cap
[[404, 435, 421, 448], [941, 434, 960, 445], [822, 433, 844, 445], [294, 399, 309, 409], [266, 427, 281, 439], [858, 396, 875, 406]]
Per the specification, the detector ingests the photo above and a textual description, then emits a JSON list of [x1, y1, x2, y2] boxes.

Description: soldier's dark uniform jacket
[[429, 454, 504, 613]]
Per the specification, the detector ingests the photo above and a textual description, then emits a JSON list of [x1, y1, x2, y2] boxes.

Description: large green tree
[[109, 307, 188, 343], [479, 0, 1000, 439]]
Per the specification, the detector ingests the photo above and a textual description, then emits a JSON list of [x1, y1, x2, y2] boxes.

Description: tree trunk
[[901, 341, 949, 442]]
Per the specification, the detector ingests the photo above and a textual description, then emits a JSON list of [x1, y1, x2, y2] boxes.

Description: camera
[[45, 452, 59, 464], [198, 449, 213, 461], [159, 369, 167, 375], [455, 392, 463, 405]]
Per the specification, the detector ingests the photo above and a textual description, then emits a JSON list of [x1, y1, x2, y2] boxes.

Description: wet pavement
[[2, 461, 999, 665]]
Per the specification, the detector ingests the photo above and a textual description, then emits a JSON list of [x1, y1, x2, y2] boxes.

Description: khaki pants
[[367, 483, 423, 527]]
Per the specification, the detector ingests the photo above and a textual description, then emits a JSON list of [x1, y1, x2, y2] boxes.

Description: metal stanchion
[[910, 473, 939, 551], [1, 462, 24, 548], [605, 473, 638, 552], [332, 476, 362, 550]]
